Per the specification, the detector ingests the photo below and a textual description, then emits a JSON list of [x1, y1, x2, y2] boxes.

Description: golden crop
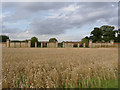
[[2, 48, 118, 88]]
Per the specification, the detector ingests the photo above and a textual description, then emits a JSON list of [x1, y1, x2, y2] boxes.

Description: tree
[[85, 36, 89, 39], [90, 27, 103, 42], [114, 30, 118, 37], [11, 40, 21, 42], [49, 38, 58, 42], [100, 25, 115, 41], [31, 37, 38, 47], [117, 29, 120, 42], [81, 38, 89, 47], [81, 25, 119, 43], [0, 35, 9, 42], [23, 39, 28, 42], [113, 30, 118, 42]]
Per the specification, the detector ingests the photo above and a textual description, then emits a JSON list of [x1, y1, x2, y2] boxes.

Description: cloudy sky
[[1, 2, 118, 42]]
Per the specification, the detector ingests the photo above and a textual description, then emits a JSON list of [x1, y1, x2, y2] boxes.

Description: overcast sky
[[1, 2, 118, 42]]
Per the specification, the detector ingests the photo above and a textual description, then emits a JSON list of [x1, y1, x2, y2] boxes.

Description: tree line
[[81, 25, 120, 45], [0, 25, 119, 46], [0, 35, 58, 47]]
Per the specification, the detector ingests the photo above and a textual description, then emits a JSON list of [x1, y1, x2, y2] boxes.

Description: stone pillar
[[106, 41, 109, 48], [56, 42, 58, 48], [89, 40, 92, 48], [7, 39, 10, 48], [105, 42, 107, 48], [102, 40, 105, 47], [28, 40, 31, 48], [20, 42, 21, 48], [110, 40, 114, 45], [83, 43, 86, 48], [63, 42, 65, 48], [78, 43, 80, 48], [35, 42, 37, 48], [99, 43, 101, 48], [96, 41, 98, 48], [101, 43, 104, 48], [14, 42, 16, 48], [47, 43, 49, 48], [72, 43, 74, 48], [41, 43, 43, 48]]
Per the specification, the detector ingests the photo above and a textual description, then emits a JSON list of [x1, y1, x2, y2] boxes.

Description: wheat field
[[2, 48, 118, 88]]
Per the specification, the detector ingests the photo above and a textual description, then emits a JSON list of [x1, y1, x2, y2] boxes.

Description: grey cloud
[[2, 2, 70, 10], [2, 2, 20, 9], [20, 2, 71, 11], [30, 18, 71, 35], [107, 17, 118, 26], [2, 2, 118, 36], [30, 2, 117, 35], [2, 26, 32, 40], [2, 26, 21, 33], [2, 2, 72, 22]]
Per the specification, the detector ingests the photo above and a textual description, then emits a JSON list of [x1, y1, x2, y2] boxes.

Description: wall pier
[[78, 43, 80, 48], [83, 43, 86, 48], [6, 39, 31, 48], [56, 42, 58, 48], [28, 40, 31, 48], [7, 39, 10, 48], [89, 40, 114, 48], [41, 43, 43, 48], [63, 42, 65, 48], [35, 42, 37, 48]]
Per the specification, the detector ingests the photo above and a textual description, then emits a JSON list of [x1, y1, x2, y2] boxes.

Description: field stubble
[[2, 48, 118, 88]]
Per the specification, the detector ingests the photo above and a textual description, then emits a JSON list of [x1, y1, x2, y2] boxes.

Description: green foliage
[[81, 38, 88, 46], [57, 74, 118, 88], [82, 25, 120, 43], [49, 38, 58, 42], [73, 44, 78, 47], [0, 35, 9, 42], [58, 43, 62, 47], [11, 40, 21, 42], [31, 37, 38, 47], [91, 27, 103, 42], [23, 40, 28, 42], [100, 25, 115, 41]]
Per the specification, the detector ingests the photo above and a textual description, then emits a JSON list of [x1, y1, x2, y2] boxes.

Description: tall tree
[[117, 29, 120, 42], [81, 38, 89, 47], [82, 25, 119, 43], [0, 35, 9, 42], [100, 25, 115, 41], [113, 30, 118, 42], [49, 38, 58, 42], [90, 27, 103, 42], [31, 37, 38, 47]]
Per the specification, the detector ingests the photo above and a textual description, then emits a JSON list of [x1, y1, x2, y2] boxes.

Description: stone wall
[[89, 40, 116, 48], [38, 42, 58, 48], [10, 42, 15, 48], [4, 39, 119, 48], [63, 42, 81, 48], [15, 42, 21, 48], [21, 42, 28, 48], [47, 42, 58, 48], [63, 42, 73, 48], [7, 39, 31, 48], [0, 42, 7, 47]]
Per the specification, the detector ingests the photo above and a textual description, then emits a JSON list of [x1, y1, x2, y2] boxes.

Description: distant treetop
[[49, 38, 58, 42], [0, 35, 9, 42]]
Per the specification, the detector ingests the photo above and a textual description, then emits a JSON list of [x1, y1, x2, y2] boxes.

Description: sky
[[1, 2, 118, 42]]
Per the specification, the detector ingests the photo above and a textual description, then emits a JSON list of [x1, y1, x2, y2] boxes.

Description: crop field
[[2, 48, 118, 88]]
